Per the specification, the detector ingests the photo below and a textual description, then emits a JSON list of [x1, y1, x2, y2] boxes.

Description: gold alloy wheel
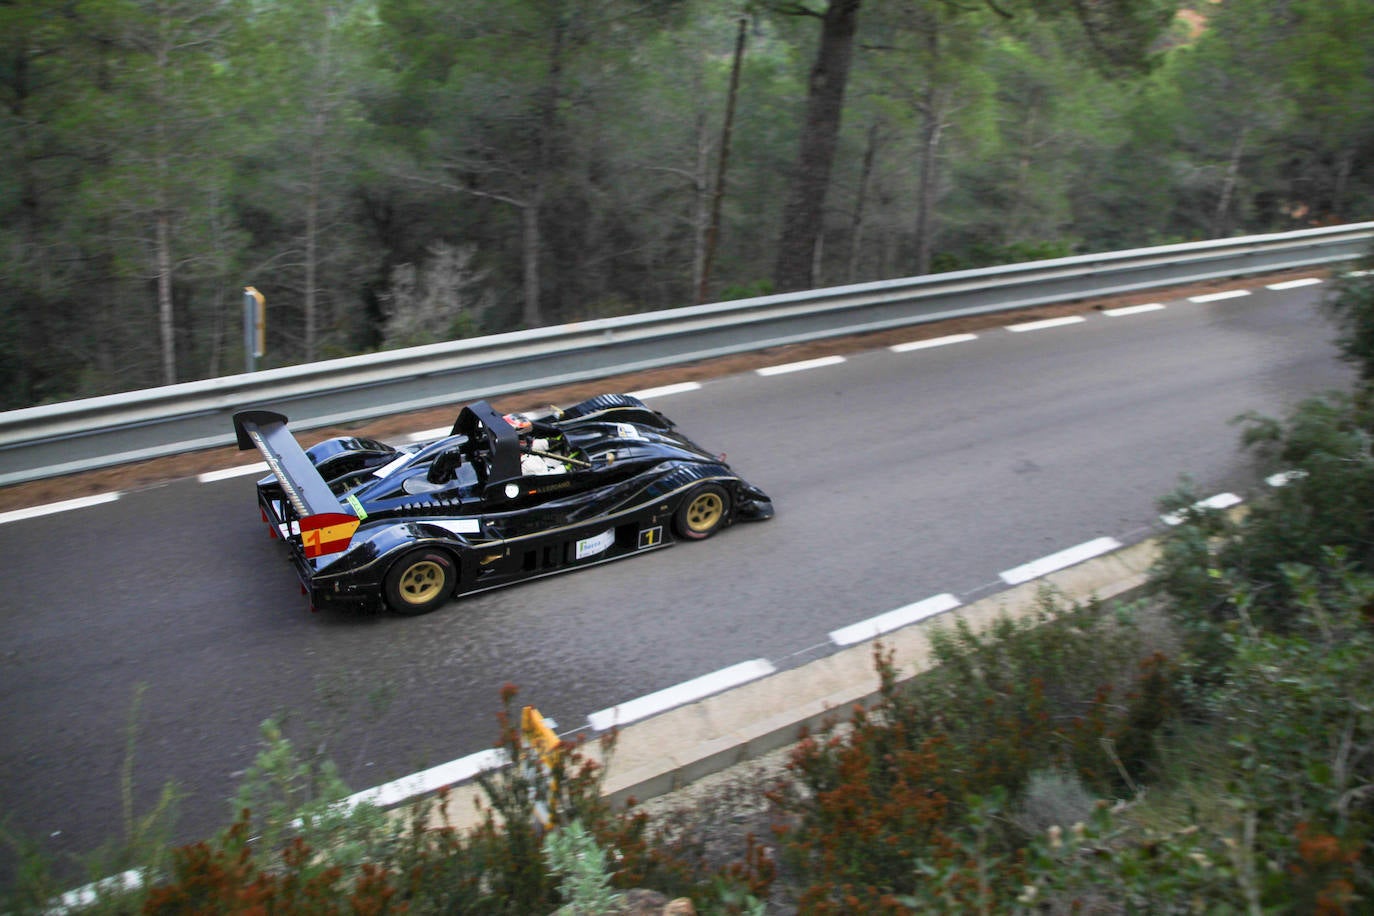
[[685, 491, 725, 533], [397, 559, 446, 606]]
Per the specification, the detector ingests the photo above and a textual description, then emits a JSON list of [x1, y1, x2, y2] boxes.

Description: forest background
[[2, 0, 1371, 411]]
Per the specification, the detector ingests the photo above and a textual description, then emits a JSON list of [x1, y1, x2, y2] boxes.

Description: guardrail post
[[244, 286, 265, 373]]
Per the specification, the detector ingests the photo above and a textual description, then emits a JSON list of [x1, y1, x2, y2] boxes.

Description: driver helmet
[[503, 412, 533, 433]]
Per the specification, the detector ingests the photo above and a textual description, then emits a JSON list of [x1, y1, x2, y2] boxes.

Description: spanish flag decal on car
[[300, 512, 360, 559]]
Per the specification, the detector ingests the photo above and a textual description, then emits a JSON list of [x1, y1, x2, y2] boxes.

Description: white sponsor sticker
[[372, 454, 411, 478], [575, 529, 615, 560], [615, 423, 644, 440], [433, 518, 482, 536]]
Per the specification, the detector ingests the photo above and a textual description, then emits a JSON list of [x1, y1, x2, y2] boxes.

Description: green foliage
[[1153, 387, 1374, 679], [121, 684, 776, 913], [718, 279, 775, 301], [4, 0, 1372, 402], [1017, 559, 1374, 913], [544, 820, 622, 916], [771, 594, 1180, 912], [230, 718, 395, 873], [931, 239, 1077, 273], [1325, 258, 1374, 380], [775, 545, 1373, 912]]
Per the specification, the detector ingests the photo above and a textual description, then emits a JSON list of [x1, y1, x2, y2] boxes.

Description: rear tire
[[383, 550, 456, 616], [674, 484, 730, 540]]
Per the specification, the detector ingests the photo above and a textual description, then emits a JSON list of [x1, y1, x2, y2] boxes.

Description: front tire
[[674, 484, 730, 540], [383, 550, 456, 616]]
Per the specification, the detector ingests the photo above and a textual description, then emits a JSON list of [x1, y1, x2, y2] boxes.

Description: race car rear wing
[[232, 410, 360, 559]]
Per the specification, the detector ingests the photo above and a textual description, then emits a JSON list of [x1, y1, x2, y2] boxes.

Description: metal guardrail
[[3, 222, 1371, 486]]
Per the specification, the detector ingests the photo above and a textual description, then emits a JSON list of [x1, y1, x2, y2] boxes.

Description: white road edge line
[[1267, 277, 1323, 290], [631, 381, 703, 399], [756, 355, 846, 376], [999, 537, 1123, 586], [198, 462, 268, 483], [1006, 316, 1087, 333], [340, 747, 509, 812], [54, 869, 145, 913], [1161, 492, 1243, 526], [588, 659, 776, 732], [1103, 303, 1166, 317], [829, 593, 961, 647], [0, 492, 121, 525], [890, 333, 978, 353], [1189, 289, 1251, 303]]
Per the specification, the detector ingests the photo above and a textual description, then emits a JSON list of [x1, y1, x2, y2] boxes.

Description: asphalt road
[[0, 280, 1351, 889]]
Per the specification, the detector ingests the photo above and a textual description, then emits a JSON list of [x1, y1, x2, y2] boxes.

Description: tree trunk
[[689, 111, 711, 299], [154, 22, 176, 386], [156, 207, 176, 385], [846, 119, 880, 283], [772, 0, 861, 293], [521, 198, 541, 328], [698, 16, 747, 304], [305, 112, 323, 362], [912, 90, 946, 276], [522, 15, 568, 328], [1333, 147, 1354, 220], [1008, 102, 1039, 242], [1212, 129, 1247, 237]]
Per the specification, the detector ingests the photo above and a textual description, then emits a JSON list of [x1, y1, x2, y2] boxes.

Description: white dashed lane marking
[[1104, 303, 1166, 317], [1161, 492, 1242, 526], [1266, 277, 1323, 290], [0, 492, 121, 526], [999, 537, 1122, 586], [198, 462, 268, 483], [1006, 316, 1087, 333], [342, 748, 508, 812], [829, 593, 961, 646], [755, 355, 847, 376], [587, 659, 776, 732], [890, 333, 978, 353], [1190, 289, 1251, 303], [630, 381, 702, 399]]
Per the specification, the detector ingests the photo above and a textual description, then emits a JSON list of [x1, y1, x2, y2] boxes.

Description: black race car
[[232, 394, 774, 615]]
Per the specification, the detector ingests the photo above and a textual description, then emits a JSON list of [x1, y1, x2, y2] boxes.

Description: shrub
[[1153, 387, 1374, 677], [121, 685, 775, 914], [1324, 254, 1374, 380], [772, 594, 1182, 912]]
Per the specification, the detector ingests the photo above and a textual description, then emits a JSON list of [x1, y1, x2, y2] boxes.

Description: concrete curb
[[428, 537, 1160, 830]]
